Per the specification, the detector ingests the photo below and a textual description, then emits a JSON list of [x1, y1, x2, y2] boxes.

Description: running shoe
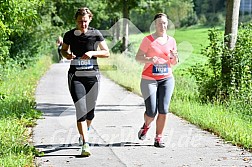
[[81, 143, 91, 157], [138, 124, 150, 140], [154, 137, 165, 148]]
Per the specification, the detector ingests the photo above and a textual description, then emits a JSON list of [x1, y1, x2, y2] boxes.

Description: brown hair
[[153, 13, 168, 21], [75, 7, 93, 20]]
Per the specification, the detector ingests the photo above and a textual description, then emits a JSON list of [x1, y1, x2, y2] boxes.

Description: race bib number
[[152, 64, 168, 75], [75, 59, 93, 70]]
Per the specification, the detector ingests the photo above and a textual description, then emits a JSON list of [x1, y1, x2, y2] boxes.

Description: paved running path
[[33, 61, 252, 167]]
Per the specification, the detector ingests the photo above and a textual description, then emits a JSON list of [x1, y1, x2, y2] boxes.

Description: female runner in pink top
[[135, 13, 178, 147]]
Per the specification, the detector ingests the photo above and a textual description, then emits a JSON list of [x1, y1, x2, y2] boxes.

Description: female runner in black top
[[61, 7, 109, 156]]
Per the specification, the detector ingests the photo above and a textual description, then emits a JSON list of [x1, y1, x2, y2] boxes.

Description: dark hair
[[153, 13, 168, 21], [75, 7, 93, 19]]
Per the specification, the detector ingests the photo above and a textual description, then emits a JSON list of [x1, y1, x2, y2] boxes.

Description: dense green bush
[[190, 29, 223, 102], [0, 0, 44, 65], [180, 12, 198, 27], [190, 23, 252, 116], [198, 13, 225, 27]]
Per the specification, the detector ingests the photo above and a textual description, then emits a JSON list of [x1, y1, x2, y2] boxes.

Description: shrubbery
[[190, 23, 252, 116]]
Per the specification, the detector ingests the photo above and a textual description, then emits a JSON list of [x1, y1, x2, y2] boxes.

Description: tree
[[0, 0, 44, 64], [106, 0, 139, 53], [122, 0, 129, 52], [224, 0, 241, 49], [166, 0, 195, 27], [222, 0, 241, 93], [193, 0, 226, 26]]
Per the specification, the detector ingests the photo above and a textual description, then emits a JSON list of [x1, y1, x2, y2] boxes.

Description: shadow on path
[[35, 142, 153, 158], [36, 103, 74, 117], [35, 103, 145, 117]]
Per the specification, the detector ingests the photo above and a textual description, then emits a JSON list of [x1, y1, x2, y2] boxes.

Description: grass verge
[[0, 56, 51, 166]]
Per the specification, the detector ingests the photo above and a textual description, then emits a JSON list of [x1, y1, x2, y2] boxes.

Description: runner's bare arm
[[61, 43, 76, 59], [135, 49, 154, 63], [83, 41, 110, 59]]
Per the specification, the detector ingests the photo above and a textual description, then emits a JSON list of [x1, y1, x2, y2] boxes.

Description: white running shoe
[[81, 143, 91, 157]]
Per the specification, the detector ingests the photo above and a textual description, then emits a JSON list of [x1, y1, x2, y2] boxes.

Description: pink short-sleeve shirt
[[139, 35, 177, 80]]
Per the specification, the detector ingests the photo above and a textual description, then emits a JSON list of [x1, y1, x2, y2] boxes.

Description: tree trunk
[[224, 0, 240, 49], [222, 0, 240, 96], [122, 0, 129, 53]]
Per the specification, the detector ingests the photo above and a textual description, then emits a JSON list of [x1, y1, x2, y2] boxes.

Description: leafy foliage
[[190, 24, 252, 116], [130, 0, 196, 29], [193, 0, 226, 26], [0, 0, 44, 65], [190, 29, 224, 102]]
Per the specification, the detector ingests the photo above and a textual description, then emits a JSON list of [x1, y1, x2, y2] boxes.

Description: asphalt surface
[[33, 61, 252, 167]]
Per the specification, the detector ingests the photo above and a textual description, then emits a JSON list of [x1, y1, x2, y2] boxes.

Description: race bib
[[152, 64, 168, 75], [75, 59, 94, 70]]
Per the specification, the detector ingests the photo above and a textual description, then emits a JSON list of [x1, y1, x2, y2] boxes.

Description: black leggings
[[68, 71, 100, 122]]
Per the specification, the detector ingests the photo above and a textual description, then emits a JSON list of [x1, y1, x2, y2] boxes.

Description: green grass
[[0, 56, 51, 166], [98, 53, 142, 95], [100, 26, 252, 151], [171, 99, 252, 149], [173, 26, 209, 70]]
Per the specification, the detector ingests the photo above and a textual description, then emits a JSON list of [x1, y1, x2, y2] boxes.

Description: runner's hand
[[152, 56, 167, 64], [65, 54, 76, 60], [81, 51, 93, 59], [170, 50, 178, 65]]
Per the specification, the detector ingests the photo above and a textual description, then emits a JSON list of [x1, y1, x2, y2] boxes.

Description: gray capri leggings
[[140, 77, 175, 118]]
